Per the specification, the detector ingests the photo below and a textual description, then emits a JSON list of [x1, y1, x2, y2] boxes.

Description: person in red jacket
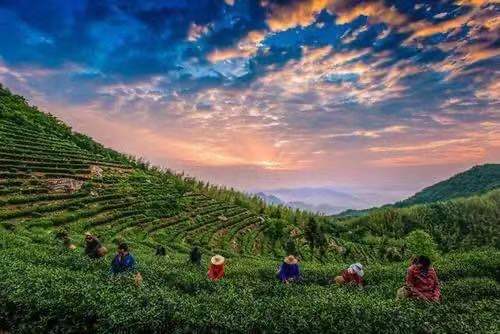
[[207, 255, 225, 281], [397, 256, 441, 302], [334, 263, 364, 287]]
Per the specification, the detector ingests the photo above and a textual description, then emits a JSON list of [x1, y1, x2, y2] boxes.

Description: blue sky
[[0, 0, 498, 205]]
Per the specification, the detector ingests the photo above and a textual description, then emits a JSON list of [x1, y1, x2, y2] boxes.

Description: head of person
[[84, 232, 93, 242], [348, 263, 364, 277], [118, 243, 129, 256], [284, 255, 298, 266], [416, 256, 431, 270]]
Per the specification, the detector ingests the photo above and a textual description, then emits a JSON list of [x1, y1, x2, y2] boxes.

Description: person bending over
[[277, 255, 301, 284], [189, 246, 202, 266], [84, 232, 107, 259], [334, 263, 364, 287], [397, 256, 441, 302], [207, 255, 225, 281]]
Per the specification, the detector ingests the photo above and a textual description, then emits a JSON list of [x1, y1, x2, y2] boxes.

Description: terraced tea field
[[1, 88, 499, 333], [0, 119, 271, 258]]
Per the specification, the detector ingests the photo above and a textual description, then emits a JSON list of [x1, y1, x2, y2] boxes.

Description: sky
[[0, 0, 499, 206]]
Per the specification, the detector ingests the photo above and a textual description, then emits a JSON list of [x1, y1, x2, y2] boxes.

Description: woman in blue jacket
[[277, 255, 301, 283]]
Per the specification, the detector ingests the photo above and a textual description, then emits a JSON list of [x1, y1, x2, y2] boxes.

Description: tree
[[304, 216, 328, 260], [304, 216, 318, 255], [264, 218, 287, 250]]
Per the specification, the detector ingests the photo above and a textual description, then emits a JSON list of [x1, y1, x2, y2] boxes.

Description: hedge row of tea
[[0, 235, 498, 333], [1, 85, 499, 333]]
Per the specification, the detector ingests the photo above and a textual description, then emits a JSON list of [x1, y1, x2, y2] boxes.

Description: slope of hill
[[335, 164, 500, 218], [1, 85, 499, 333], [397, 164, 500, 207]]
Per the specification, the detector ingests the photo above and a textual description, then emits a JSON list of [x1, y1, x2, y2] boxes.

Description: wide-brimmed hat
[[284, 255, 298, 265], [349, 263, 364, 277], [84, 231, 93, 238], [211, 255, 225, 265]]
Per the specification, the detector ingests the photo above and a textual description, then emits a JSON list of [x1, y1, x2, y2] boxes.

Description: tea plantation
[[0, 85, 499, 333]]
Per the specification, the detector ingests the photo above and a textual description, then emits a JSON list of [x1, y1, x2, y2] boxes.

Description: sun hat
[[211, 255, 225, 265], [349, 263, 364, 277], [284, 255, 298, 265]]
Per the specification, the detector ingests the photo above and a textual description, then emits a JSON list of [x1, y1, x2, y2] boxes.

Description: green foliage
[[340, 190, 500, 251], [405, 230, 439, 260], [398, 164, 500, 206]]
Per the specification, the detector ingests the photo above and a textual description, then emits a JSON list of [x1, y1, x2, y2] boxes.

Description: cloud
[[324, 125, 408, 139], [207, 30, 267, 63], [407, 12, 473, 40], [1, 0, 499, 195], [369, 138, 473, 153], [475, 80, 500, 102], [264, 0, 409, 32], [187, 23, 210, 42], [368, 146, 486, 166], [456, 0, 496, 7]]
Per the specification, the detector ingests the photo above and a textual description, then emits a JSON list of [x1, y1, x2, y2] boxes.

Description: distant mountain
[[287, 201, 349, 215], [266, 187, 367, 208], [255, 188, 367, 214], [255, 192, 284, 205], [396, 164, 500, 207]]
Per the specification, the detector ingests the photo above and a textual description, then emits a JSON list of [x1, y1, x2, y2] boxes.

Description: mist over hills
[[256, 164, 500, 215], [255, 187, 373, 214]]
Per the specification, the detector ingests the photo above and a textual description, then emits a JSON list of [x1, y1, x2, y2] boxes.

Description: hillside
[[397, 164, 500, 207], [335, 164, 500, 218], [0, 85, 499, 333]]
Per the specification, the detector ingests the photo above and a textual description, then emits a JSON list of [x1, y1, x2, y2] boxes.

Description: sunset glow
[[0, 0, 498, 205]]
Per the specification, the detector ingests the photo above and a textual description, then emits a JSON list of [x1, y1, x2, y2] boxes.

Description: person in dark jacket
[[84, 232, 107, 258], [277, 255, 301, 283], [111, 243, 136, 274], [155, 245, 166, 256], [189, 246, 202, 265]]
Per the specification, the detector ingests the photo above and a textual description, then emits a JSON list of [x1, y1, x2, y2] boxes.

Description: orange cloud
[[408, 13, 472, 39], [369, 138, 473, 153], [335, 1, 407, 26], [456, 0, 499, 7], [207, 30, 266, 62], [369, 146, 486, 166], [187, 23, 210, 42], [265, 0, 409, 32], [475, 80, 500, 102]]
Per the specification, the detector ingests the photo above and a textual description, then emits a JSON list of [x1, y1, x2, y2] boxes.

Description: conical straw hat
[[284, 255, 298, 265], [211, 255, 225, 265]]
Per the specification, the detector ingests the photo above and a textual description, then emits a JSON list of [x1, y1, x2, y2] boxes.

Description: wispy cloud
[[324, 126, 408, 139], [0, 0, 498, 195]]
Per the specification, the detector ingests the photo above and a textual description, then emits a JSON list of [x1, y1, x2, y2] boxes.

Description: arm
[[405, 268, 426, 298]]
